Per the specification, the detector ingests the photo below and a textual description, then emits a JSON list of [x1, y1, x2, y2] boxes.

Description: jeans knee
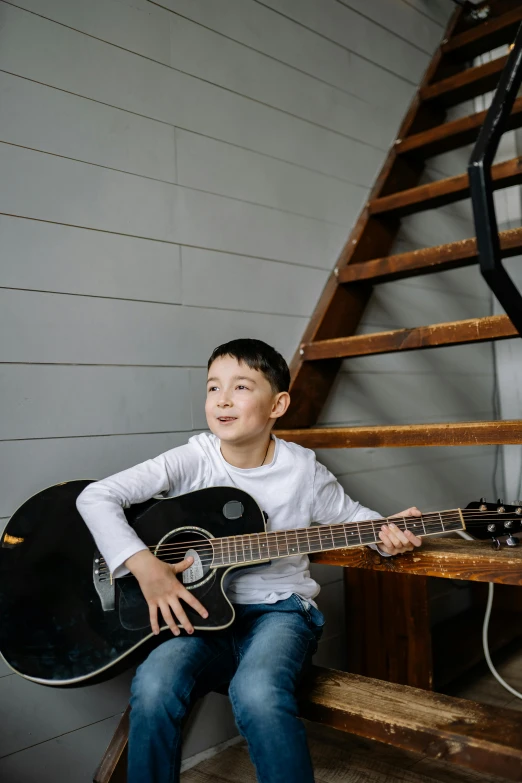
[[230, 678, 294, 728], [130, 655, 188, 723]]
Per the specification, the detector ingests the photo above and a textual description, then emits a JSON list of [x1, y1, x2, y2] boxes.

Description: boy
[[77, 338, 422, 783]]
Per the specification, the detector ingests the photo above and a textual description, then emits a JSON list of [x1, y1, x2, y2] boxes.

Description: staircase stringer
[[275, 6, 465, 431]]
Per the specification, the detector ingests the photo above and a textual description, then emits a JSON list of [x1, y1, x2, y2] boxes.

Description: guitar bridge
[[93, 553, 115, 612]]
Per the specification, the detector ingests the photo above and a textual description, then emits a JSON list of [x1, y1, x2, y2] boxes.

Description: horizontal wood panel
[[359, 280, 491, 330], [0, 431, 192, 518], [395, 208, 475, 252], [258, 0, 430, 81], [0, 668, 132, 758], [0, 145, 344, 267], [329, 0, 444, 53], [0, 216, 182, 304], [0, 4, 383, 185], [11, 0, 403, 149], [0, 366, 193, 440], [303, 316, 517, 360], [0, 71, 176, 182], [181, 247, 329, 317], [317, 370, 494, 428], [152, 0, 416, 107], [0, 714, 122, 783], [315, 443, 497, 479], [335, 452, 498, 523], [276, 421, 522, 449], [0, 289, 306, 366], [175, 129, 368, 225], [311, 538, 522, 586]]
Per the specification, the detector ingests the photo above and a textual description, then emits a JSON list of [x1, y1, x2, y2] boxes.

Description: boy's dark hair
[[207, 338, 290, 394]]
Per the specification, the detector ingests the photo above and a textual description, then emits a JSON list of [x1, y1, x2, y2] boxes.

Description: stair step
[[338, 227, 522, 285], [442, 6, 522, 62], [369, 156, 522, 218], [300, 315, 517, 361], [398, 96, 522, 158], [276, 421, 522, 449], [421, 54, 508, 108]]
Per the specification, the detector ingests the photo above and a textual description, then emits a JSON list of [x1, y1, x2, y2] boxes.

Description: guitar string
[[95, 510, 516, 570], [95, 510, 517, 567], [95, 510, 466, 567]]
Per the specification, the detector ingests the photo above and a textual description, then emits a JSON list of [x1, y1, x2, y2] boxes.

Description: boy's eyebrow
[[207, 375, 257, 384]]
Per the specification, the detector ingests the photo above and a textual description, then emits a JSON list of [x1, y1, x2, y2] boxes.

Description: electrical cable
[[454, 280, 522, 700]]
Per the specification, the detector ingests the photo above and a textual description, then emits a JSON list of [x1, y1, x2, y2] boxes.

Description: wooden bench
[[94, 663, 522, 782], [93, 540, 522, 783]]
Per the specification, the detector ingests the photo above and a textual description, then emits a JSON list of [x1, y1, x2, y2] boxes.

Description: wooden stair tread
[[299, 665, 522, 781], [442, 6, 522, 62], [398, 95, 522, 158], [338, 226, 522, 284], [301, 315, 517, 361], [421, 54, 508, 108], [369, 156, 522, 217], [276, 421, 522, 449], [92, 652, 522, 783]]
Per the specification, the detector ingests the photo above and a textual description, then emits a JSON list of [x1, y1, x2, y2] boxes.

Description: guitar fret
[[211, 509, 467, 569]]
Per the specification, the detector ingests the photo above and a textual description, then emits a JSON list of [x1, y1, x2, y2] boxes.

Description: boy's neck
[[219, 434, 274, 469]]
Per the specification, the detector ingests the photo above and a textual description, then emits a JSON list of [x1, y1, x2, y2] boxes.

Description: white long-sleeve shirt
[[76, 432, 390, 605]]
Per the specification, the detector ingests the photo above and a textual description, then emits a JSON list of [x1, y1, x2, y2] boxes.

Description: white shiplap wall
[[0, 0, 499, 779]]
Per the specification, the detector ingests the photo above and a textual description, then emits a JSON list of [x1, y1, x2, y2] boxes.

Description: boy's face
[[205, 355, 288, 444]]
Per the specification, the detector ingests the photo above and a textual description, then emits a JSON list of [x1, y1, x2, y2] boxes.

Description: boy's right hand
[[124, 550, 208, 636]]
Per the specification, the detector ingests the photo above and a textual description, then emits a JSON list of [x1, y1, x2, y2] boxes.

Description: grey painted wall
[[0, 0, 499, 779]]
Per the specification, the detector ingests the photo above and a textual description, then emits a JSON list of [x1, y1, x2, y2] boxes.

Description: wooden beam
[[93, 707, 129, 783], [301, 315, 517, 361], [299, 665, 522, 781], [369, 156, 522, 218], [422, 54, 508, 108], [398, 96, 522, 158], [310, 537, 522, 586], [338, 226, 522, 284], [276, 420, 522, 449]]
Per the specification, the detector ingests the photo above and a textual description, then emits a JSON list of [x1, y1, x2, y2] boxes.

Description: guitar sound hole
[[156, 529, 213, 587]]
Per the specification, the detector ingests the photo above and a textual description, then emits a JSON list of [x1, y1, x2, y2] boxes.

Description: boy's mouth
[[217, 416, 237, 423]]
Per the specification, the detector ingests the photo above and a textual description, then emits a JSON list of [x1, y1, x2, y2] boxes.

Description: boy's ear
[[271, 391, 291, 419]]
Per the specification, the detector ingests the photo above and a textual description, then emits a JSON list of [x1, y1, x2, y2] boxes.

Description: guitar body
[[0, 482, 267, 687]]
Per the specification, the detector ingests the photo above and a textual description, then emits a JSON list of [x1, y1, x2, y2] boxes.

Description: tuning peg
[[491, 537, 501, 550], [506, 535, 520, 547], [480, 497, 487, 503], [497, 498, 504, 505]]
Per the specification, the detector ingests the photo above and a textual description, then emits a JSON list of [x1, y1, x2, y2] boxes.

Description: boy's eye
[[237, 385, 249, 390]]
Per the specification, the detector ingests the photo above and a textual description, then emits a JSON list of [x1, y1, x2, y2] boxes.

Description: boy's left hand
[[377, 507, 423, 555]]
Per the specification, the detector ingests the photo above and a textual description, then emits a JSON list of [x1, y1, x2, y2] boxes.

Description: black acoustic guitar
[[0, 481, 520, 687]]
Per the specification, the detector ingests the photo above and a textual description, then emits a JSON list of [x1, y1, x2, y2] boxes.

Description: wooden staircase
[[275, 0, 522, 450], [93, 5, 522, 780]]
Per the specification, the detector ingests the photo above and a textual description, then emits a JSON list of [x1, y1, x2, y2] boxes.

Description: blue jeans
[[128, 594, 325, 783]]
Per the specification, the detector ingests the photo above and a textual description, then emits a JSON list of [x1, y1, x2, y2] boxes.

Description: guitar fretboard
[[208, 510, 464, 567]]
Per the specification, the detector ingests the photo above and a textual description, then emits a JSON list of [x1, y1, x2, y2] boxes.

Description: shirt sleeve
[[76, 442, 208, 577], [311, 458, 392, 557]]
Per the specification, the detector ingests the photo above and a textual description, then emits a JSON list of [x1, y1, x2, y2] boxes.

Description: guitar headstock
[[465, 498, 522, 549]]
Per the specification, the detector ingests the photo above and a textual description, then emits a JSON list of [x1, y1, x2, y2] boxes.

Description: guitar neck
[[209, 509, 465, 567]]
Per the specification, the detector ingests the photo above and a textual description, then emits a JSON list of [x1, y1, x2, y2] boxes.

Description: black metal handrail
[[468, 23, 522, 335]]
